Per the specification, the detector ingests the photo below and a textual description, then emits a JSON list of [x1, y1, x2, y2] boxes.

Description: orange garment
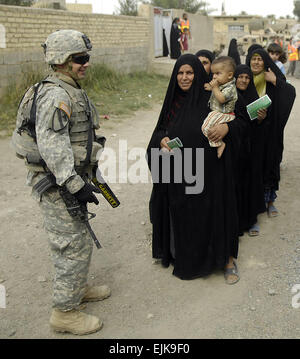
[[288, 44, 299, 61], [180, 19, 190, 34], [275, 39, 283, 47]]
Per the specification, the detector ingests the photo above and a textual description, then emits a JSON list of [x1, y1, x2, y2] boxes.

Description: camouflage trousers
[[39, 188, 93, 311]]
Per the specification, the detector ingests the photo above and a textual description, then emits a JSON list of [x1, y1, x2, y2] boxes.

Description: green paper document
[[167, 137, 183, 149], [246, 94, 272, 120]]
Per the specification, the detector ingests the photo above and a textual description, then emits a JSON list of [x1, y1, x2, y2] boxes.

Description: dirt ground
[[0, 76, 300, 340]]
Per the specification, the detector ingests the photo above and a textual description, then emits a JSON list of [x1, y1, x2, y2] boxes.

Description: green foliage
[[117, 0, 138, 16], [82, 64, 169, 118], [0, 64, 169, 136], [0, 70, 44, 135], [0, 0, 34, 5], [294, 0, 300, 20]]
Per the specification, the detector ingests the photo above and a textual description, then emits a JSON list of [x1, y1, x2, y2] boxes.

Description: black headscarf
[[234, 64, 258, 105], [195, 49, 215, 81], [195, 49, 215, 63], [246, 48, 286, 82], [228, 38, 241, 66], [149, 54, 210, 147], [245, 44, 263, 65]]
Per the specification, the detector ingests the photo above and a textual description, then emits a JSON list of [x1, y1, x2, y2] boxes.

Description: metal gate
[[154, 7, 173, 58]]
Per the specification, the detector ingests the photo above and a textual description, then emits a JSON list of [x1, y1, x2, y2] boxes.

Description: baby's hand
[[209, 79, 219, 88], [204, 83, 212, 91]]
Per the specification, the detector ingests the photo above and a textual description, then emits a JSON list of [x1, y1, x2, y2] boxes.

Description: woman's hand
[[257, 108, 267, 123], [207, 123, 229, 142], [265, 68, 277, 86], [204, 83, 212, 91], [160, 137, 171, 151]]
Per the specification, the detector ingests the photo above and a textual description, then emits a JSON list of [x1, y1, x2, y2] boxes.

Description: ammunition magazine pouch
[[33, 173, 56, 196]]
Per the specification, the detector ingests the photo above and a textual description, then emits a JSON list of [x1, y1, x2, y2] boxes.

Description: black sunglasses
[[72, 54, 90, 65]]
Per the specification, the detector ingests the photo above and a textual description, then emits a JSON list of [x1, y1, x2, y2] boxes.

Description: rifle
[[33, 173, 101, 249], [58, 185, 102, 249]]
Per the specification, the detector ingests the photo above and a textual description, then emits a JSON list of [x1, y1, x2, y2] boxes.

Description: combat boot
[[50, 309, 103, 335], [82, 285, 111, 303]]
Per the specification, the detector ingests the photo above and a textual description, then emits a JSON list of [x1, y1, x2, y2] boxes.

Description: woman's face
[[236, 73, 251, 91], [177, 64, 194, 91], [250, 54, 265, 75], [198, 56, 211, 74]]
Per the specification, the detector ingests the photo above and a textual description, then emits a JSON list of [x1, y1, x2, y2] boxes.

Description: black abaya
[[170, 19, 181, 60], [234, 65, 266, 232], [246, 49, 296, 193], [147, 54, 246, 280], [163, 29, 169, 57], [228, 39, 241, 66]]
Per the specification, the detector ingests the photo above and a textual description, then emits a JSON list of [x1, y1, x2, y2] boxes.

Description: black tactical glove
[[74, 183, 101, 205]]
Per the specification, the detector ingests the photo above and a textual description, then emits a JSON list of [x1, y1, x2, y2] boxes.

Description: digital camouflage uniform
[[26, 71, 102, 311], [19, 31, 103, 312]]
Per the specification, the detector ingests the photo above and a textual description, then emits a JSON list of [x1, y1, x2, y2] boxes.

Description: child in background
[[267, 43, 287, 75], [202, 56, 238, 158], [181, 28, 189, 53]]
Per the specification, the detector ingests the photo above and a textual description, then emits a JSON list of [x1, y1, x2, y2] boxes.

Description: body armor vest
[[12, 75, 102, 173]]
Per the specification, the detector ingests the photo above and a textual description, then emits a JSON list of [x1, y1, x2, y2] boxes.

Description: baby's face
[[211, 63, 233, 85], [268, 51, 280, 62]]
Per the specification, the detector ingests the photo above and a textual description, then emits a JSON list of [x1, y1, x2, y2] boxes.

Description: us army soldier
[[19, 30, 111, 335]]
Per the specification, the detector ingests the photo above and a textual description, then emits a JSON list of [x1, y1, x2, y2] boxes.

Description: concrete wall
[[0, 4, 215, 95], [0, 4, 150, 94]]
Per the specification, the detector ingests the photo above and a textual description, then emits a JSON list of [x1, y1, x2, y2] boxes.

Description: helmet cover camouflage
[[42, 29, 92, 65]]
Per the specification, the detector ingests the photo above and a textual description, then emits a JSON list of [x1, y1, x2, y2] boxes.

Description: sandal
[[224, 261, 240, 285], [249, 222, 260, 236], [268, 204, 278, 218]]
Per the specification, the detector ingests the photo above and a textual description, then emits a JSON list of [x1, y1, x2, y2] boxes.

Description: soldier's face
[[70, 52, 90, 80]]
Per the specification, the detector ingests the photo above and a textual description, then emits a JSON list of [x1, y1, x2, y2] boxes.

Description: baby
[[267, 42, 287, 75], [202, 56, 238, 158]]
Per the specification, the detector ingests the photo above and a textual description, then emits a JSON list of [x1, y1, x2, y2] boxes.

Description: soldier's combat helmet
[[42, 29, 92, 65]]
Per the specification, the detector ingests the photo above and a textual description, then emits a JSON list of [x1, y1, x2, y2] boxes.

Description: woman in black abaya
[[195, 49, 215, 80], [170, 18, 182, 59], [228, 38, 241, 66], [234, 65, 267, 236], [246, 49, 296, 217], [147, 54, 246, 283]]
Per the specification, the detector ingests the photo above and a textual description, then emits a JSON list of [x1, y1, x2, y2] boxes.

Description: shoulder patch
[[58, 101, 71, 119]]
